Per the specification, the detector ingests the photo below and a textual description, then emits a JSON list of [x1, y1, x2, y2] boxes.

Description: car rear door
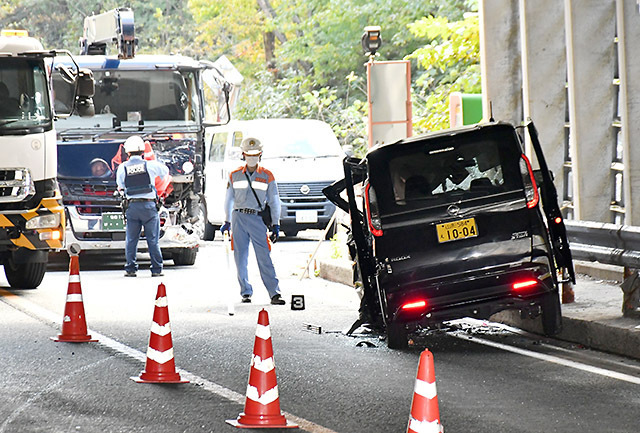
[[366, 124, 538, 298]]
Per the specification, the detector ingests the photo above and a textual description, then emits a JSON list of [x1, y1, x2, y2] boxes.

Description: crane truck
[[51, 8, 241, 265], [0, 29, 94, 288]]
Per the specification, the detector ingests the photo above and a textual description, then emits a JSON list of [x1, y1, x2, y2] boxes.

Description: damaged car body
[[324, 121, 574, 349]]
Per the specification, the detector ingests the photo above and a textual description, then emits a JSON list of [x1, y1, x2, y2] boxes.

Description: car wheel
[[204, 221, 216, 241], [386, 321, 408, 349], [172, 248, 197, 266], [541, 291, 562, 336], [285, 229, 298, 238]]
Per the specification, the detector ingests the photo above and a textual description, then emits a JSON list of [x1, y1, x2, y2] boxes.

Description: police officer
[[116, 135, 169, 277], [221, 137, 285, 305]]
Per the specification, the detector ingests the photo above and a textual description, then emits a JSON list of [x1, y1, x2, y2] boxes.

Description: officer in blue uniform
[[116, 135, 169, 277], [221, 137, 285, 305]]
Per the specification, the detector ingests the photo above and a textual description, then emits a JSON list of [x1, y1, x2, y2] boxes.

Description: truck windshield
[[53, 69, 200, 123], [0, 58, 52, 130]]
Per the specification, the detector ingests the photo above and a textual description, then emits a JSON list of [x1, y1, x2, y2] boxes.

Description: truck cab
[[51, 8, 239, 264], [0, 30, 89, 288]]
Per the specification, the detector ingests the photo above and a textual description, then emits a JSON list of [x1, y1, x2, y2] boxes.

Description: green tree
[[407, 12, 481, 133]]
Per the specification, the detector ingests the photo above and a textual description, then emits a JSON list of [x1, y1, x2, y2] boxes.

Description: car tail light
[[401, 300, 427, 310], [519, 155, 539, 209], [364, 183, 383, 237], [513, 279, 538, 291]]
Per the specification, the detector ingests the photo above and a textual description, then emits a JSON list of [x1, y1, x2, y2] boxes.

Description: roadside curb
[[317, 258, 640, 360]]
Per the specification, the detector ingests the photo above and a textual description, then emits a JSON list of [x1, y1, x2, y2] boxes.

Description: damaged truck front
[[51, 8, 240, 264]]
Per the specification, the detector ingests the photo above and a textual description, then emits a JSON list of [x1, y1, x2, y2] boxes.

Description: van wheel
[[172, 248, 197, 266], [386, 321, 408, 349], [204, 222, 216, 241], [4, 258, 46, 289], [541, 291, 562, 336]]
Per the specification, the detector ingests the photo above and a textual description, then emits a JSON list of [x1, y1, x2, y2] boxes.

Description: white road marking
[[451, 330, 640, 385], [0, 288, 337, 433]]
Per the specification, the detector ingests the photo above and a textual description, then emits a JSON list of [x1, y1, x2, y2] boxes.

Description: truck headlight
[[26, 213, 61, 229]]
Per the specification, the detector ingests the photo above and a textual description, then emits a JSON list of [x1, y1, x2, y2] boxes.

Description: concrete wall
[[480, 0, 639, 224]]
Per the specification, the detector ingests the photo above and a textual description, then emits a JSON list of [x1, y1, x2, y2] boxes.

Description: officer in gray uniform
[[221, 137, 285, 305], [116, 136, 169, 277]]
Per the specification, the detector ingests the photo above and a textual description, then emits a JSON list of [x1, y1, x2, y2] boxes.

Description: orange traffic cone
[[407, 349, 444, 433], [131, 283, 188, 384], [226, 309, 297, 429], [51, 254, 97, 343]]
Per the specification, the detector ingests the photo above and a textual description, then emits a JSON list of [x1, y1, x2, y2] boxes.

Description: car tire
[[386, 321, 408, 349], [285, 229, 298, 238], [4, 257, 46, 289], [172, 248, 197, 266], [541, 291, 562, 336]]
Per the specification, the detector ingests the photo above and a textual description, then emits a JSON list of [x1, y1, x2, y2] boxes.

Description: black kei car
[[324, 121, 575, 349]]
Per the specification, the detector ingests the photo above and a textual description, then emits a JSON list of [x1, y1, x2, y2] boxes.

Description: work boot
[[270, 294, 285, 305]]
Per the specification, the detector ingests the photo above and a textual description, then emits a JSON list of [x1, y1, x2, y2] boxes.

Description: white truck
[[0, 29, 94, 288], [51, 8, 240, 265]]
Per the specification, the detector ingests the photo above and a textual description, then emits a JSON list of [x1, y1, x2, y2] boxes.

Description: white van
[[203, 118, 345, 239]]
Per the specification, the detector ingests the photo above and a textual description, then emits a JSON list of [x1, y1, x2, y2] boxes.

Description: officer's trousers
[[125, 201, 162, 274], [231, 211, 280, 298]]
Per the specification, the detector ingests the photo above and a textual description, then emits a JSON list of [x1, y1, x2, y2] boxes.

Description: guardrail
[[565, 220, 640, 269]]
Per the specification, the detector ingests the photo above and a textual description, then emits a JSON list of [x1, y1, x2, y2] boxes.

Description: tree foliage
[[0, 0, 480, 155]]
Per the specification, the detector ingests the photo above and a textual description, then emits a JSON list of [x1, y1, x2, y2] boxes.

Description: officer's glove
[[221, 221, 231, 234], [270, 224, 280, 244]]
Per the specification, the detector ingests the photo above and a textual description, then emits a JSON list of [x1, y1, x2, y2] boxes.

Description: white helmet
[[124, 135, 145, 154], [240, 137, 263, 155]]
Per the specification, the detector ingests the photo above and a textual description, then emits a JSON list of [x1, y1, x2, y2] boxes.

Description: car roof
[[366, 121, 518, 158]]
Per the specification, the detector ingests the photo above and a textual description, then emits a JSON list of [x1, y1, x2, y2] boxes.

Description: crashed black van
[[324, 121, 574, 349]]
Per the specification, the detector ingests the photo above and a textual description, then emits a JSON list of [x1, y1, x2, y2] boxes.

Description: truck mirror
[[75, 68, 95, 117]]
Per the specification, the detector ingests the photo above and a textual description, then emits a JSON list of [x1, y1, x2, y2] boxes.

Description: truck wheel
[[4, 258, 46, 289], [541, 291, 562, 336], [172, 248, 197, 266], [386, 321, 408, 349]]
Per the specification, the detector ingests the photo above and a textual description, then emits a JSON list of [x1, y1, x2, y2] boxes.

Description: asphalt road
[[1, 232, 639, 433]]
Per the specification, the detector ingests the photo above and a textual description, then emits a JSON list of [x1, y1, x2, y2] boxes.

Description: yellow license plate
[[436, 218, 478, 243]]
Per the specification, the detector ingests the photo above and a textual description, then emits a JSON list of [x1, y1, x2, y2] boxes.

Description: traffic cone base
[[227, 309, 297, 429], [52, 255, 97, 343], [131, 372, 189, 384], [51, 334, 98, 343], [225, 418, 298, 429], [132, 283, 189, 384]]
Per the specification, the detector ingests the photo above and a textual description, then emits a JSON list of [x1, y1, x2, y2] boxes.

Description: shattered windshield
[[0, 58, 52, 131], [53, 69, 200, 123]]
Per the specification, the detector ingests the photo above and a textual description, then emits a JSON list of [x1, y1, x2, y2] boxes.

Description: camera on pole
[[361, 25, 382, 58]]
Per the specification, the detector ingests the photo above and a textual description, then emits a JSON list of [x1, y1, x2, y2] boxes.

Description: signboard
[[366, 60, 412, 148]]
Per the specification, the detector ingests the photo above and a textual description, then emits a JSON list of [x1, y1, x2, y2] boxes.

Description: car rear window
[[380, 134, 524, 209]]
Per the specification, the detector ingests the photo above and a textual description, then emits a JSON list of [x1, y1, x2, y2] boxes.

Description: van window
[[233, 132, 243, 148], [209, 132, 228, 162], [386, 138, 522, 207]]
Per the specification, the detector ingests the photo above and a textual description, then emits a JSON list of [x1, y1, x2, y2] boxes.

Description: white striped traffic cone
[[226, 309, 297, 428], [131, 283, 188, 384], [407, 349, 444, 433], [51, 254, 97, 342]]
